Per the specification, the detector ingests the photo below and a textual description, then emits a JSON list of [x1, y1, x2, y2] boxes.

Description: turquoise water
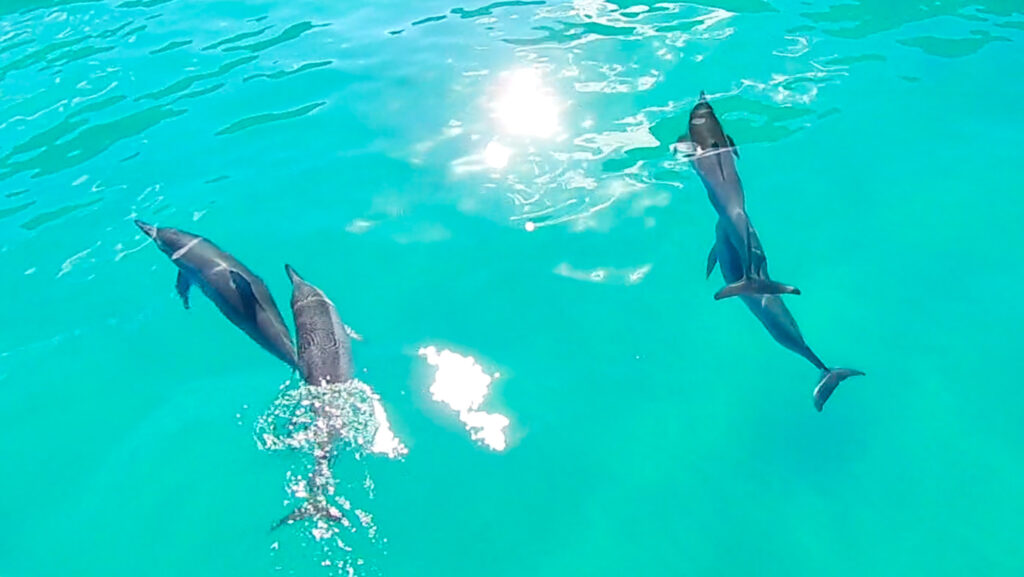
[[2, 0, 1024, 574]]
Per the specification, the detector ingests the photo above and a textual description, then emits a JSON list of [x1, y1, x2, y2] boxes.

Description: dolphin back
[[286, 265, 354, 387]]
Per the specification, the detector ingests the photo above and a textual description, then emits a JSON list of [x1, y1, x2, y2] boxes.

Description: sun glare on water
[[492, 67, 561, 139], [419, 346, 510, 451]]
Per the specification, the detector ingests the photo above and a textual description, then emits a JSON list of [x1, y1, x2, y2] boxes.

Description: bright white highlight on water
[[483, 139, 512, 169], [419, 346, 509, 451], [492, 68, 560, 138]]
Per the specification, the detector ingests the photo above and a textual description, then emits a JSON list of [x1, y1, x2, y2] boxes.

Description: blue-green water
[[2, 0, 1023, 575]]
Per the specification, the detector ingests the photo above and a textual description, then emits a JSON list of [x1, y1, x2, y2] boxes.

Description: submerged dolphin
[[675, 92, 800, 301], [134, 220, 297, 369], [707, 218, 864, 411], [272, 265, 363, 531]]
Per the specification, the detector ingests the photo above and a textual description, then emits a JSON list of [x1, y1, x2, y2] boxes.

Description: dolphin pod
[[135, 222, 380, 529], [676, 92, 863, 410], [134, 95, 863, 508]]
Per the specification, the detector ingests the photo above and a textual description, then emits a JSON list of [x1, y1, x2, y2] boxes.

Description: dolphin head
[[285, 264, 325, 306], [135, 220, 198, 257], [687, 93, 727, 151]]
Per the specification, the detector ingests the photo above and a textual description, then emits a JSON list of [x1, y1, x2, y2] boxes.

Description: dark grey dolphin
[[287, 264, 356, 388], [134, 220, 298, 369], [675, 92, 800, 301], [272, 265, 362, 531], [708, 218, 864, 411]]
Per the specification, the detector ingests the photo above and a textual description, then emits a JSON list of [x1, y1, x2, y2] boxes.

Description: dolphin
[[134, 220, 298, 369], [707, 218, 864, 411], [271, 264, 363, 531], [675, 92, 800, 301], [287, 264, 361, 388]]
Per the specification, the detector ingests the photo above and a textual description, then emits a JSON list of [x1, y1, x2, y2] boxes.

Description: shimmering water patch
[[136, 55, 257, 101], [118, 0, 174, 7], [897, 30, 1010, 58], [19, 197, 102, 231], [0, 105, 186, 180], [554, 262, 652, 285], [451, 0, 546, 20], [202, 26, 273, 51], [0, 201, 36, 220], [222, 21, 325, 54]]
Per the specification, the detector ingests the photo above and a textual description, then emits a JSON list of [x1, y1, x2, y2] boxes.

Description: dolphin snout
[[135, 219, 157, 239], [284, 264, 302, 284]]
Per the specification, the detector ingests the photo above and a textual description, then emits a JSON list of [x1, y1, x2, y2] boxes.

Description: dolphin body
[[134, 220, 297, 369], [675, 92, 800, 301], [707, 218, 864, 411], [271, 265, 363, 531]]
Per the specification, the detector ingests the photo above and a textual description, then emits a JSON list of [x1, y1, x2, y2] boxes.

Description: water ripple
[[201, 25, 273, 51], [221, 21, 325, 54], [215, 101, 326, 136], [148, 38, 191, 54], [243, 60, 333, 83]]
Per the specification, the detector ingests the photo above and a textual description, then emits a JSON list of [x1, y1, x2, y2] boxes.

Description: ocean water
[[2, 0, 1023, 575]]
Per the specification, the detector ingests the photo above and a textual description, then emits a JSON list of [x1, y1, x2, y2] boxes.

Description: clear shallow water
[[2, 0, 1023, 574]]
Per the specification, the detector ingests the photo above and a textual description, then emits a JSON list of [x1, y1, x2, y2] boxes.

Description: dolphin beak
[[135, 219, 157, 239], [284, 264, 301, 284]]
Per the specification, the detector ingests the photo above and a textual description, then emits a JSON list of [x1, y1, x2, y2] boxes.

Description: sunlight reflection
[[491, 67, 560, 139], [483, 139, 512, 169], [419, 346, 509, 451]]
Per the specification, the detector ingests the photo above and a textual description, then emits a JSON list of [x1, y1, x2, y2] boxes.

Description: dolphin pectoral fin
[[714, 277, 801, 300], [726, 134, 739, 158], [175, 271, 192, 310], [344, 324, 364, 342], [229, 270, 263, 319], [813, 368, 865, 412], [706, 242, 718, 279]]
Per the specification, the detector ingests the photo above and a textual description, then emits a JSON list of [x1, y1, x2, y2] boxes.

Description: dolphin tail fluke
[[270, 499, 346, 532], [813, 368, 865, 412], [713, 277, 801, 300]]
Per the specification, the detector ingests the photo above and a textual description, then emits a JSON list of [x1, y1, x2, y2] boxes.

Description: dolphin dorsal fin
[[229, 270, 263, 319]]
